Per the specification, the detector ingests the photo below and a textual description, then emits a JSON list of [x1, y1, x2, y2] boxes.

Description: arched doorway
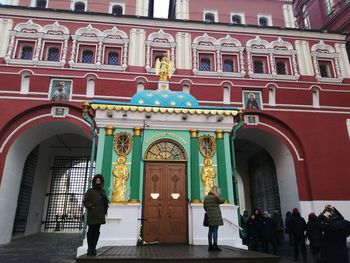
[[142, 139, 188, 243], [235, 127, 300, 219], [0, 119, 92, 244]]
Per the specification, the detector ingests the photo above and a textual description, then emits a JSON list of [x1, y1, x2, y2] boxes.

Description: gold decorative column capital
[[190, 129, 199, 138], [133, 127, 143, 136], [215, 130, 224, 139], [105, 126, 115, 136], [82, 101, 91, 112]]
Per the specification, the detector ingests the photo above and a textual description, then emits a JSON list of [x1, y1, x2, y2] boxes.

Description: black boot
[[87, 232, 94, 256], [92, 232, 100, 256]]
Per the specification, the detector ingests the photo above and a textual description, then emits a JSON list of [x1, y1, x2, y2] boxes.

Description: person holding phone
[[203, 185, 225, 251]]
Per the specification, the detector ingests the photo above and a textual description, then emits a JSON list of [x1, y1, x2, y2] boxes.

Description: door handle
[[169, 204, 172, 218], [158, 204, 161, 218]]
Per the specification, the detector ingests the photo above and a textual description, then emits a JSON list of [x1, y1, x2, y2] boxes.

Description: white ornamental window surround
[[5, 20, 70, 67], [203, 11, 218, 23], [38, 22, 70, 67], [218, 35, 245, 77], [192, 33, 218, 76], [145, 29, 176, 74], [311, 40, 343, 83], [69, 25, 129, 71], [246, 36, 299, 80], [30, 0, 48, 8]]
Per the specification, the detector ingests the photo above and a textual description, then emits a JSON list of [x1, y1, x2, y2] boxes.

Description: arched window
[[253, 60, 264, 73], [302, 5, 310, 29], [107, 52, 119, 65], [20, 46, 33, 60], [223, 59, 234, 72], [86, 79, 95, 97], [112, 5, 123, 16], [81, 50, 93, 63], [47, 47, 59, 61], [74, 2, 86, 12], [231, 15, 242, 25], [200, 58, 211, 71], [20, 73, 30, 94], [268, 86, 276, 106], [312, 88, 320, 108], [259, 17, 268, 27], [276, 61, 286, 75], [36, 0, 47, 8], [205, 13, 215, 23]]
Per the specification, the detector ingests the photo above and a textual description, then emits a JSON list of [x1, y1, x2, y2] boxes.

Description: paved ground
[[0, 233, 347, 263]]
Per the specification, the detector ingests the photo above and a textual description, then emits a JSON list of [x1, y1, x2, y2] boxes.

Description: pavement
[[0, 232, 347, 263]]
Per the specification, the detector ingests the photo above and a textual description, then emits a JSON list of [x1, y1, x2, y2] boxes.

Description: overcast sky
[[154, 0, 170, 18]]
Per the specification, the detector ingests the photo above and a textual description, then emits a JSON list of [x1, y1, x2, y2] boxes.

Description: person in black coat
[[307, 212, 322, 263], [246, 213, 260, 251], [289, 208, 307, 262], [319, 205, 350, 263], [285, 211, 294, 246], [260, 211, 278, 255], [83, 174, 109, 256]]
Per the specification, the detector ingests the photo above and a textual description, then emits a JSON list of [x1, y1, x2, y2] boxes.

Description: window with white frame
[[268, 86, 276, 106], [258, 15, 272, 27], [253, 58, 266, 73], [74, 2, 86, 12], [223, 58, 234, 72], [104, 47, 122, 65], [80, 49, 94, 63], [111, 4, 124, 15], [312, 87, 320, 108], [223, 85, 231, 104], [203, 11, 217, 23], [311, 40, 342, 82], [19, 45, 34, 60], [20, 73, 31, 94], [46, 47, 60, 61], [86, 78, 95, 97], [199, 56, 212, 71], [231, 15, 242, 25]]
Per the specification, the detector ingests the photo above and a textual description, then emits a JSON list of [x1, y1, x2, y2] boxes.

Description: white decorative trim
[[51, 106, 69, 118], [145, 29, 176, 73], [257, 14, 273, 26], [203, 10, 218, 23], [311, 41, 343, 83], [109, 2, 125, 15], [230, 12, 245, 25]]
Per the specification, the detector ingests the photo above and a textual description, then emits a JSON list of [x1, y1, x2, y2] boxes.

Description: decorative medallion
[[198, 135, 216, 158], [114, 133, 132, 156]]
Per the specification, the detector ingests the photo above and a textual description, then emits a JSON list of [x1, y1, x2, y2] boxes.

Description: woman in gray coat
[[203, 186, 225, 251], [83, 174, 109, 256]]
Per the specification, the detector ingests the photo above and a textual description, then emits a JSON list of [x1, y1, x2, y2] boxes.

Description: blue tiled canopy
[[130, 90, 199, 108]]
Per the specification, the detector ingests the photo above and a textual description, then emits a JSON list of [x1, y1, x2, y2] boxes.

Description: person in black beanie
[[83, 174, 109, 256]]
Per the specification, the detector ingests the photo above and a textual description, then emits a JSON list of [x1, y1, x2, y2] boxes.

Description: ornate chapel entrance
[[142, 139, 188, 243]]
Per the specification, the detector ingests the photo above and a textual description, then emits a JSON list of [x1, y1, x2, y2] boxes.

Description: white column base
[[189, 203, 247, 249], [77, 203, 141, 257]]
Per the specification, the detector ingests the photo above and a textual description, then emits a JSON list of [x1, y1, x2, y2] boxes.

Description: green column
[[101, 126, 115, 197], [129, 127, 143, 203], [190, 130, 201, 203], [216, 130, 228, 201]]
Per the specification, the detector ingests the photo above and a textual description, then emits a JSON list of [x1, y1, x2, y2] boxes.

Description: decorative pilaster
[[129, 127, 143, 203], [33, 36, 43, 63], [61, 38, 68, 65], [215, 130, 228, 201], [102, 126, 115, 197], [190, 130, 201, 203]]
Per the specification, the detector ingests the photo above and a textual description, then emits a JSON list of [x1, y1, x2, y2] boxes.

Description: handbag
[[203, 213, 209, 227]]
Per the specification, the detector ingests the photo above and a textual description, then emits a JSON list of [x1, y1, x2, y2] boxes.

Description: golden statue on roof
[[155, 55, 174, 81]]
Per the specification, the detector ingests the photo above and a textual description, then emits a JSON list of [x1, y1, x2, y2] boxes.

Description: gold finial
[[238, 109, 244, 122], [105, 126, 115, 136]]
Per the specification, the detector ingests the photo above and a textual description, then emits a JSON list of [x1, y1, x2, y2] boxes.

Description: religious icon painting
[[243, 91, 262, 110], [49, 79, 72, 101]]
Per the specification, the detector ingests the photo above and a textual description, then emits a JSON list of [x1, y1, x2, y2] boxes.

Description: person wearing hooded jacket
[[289, 208, 307, 262], [319, 205, 350, 263], [203, 185, 225, 251], [83, 174, 109, 256], [306, 212, 322, 263]]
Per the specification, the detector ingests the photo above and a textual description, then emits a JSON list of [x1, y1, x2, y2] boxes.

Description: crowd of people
[[241, 206, 350, 263]]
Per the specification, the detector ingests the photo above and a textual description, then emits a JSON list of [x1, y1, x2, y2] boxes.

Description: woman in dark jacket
[[203, 185, 225, 251], [319, 206, 350, 263], [306, 212, 322, 263], [246, 213, 260, 251], [83, 174, 109, 256]]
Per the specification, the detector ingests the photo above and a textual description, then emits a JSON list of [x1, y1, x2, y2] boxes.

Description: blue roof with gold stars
[[130, 90, 199, 108]]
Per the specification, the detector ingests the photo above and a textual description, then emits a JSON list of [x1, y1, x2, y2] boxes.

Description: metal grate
[[108, 52, 119, 65], [82, 50, 93, 63], [12, 146, 40, 236], [276, 61, 286, 75], [21, 46, 33, 60], [254, 60, 264, 73], [47, 48, 59, 61], [223, 59, 234, 72], [200, 58, 211, 71], [44, 156, 93, 231]]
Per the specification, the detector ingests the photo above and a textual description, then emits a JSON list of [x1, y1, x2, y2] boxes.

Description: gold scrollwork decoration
[[198, 135, 216, 158]]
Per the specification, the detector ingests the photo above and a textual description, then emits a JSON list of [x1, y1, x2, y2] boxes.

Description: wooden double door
[[143, 162, 188, 243]]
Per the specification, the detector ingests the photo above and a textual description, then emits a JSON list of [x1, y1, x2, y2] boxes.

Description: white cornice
[[0, 7, 346, 41]]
